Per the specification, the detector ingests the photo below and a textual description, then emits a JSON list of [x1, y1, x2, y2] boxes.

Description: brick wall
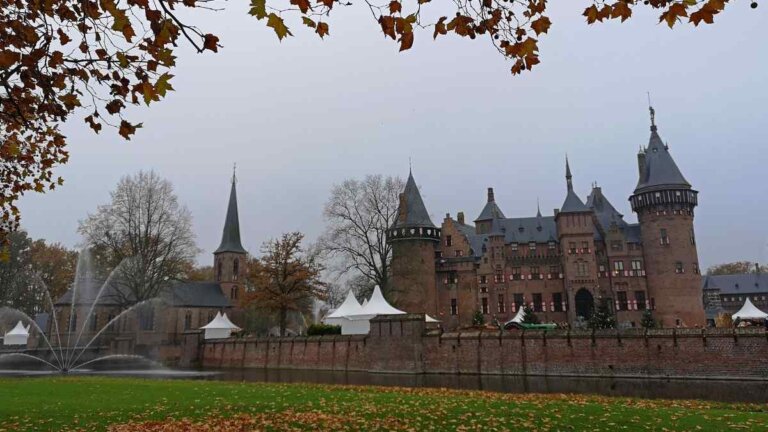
[[196, 315, 768, 379]]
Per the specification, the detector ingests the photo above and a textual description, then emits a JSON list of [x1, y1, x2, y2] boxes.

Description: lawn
[[0, 377, 767, 431]]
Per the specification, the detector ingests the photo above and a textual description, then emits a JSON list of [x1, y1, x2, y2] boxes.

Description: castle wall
[[198, 315, 768, 380]]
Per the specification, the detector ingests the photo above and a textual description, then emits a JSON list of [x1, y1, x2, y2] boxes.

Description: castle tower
[[214, 170, 247, 304], [386, 170, 441, 315], [629, 107, 705, 327], [556, 157, 600, 323], [474, 187, 505, 234]]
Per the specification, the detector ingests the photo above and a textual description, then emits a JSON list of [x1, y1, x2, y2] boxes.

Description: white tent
[[200, 312, 240, 340], [732, 298, 768, 320], [344, 286, 406, 334], [3, 321, 30, 346], [503, 306, 526, 327], [425, 315, 440, 323], [324, 291, 366, 335]]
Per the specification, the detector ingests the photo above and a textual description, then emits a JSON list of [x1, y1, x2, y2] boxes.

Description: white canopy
[[326, 291, 363, 319], [220, 313, 241, 330], [504, 306, 525, 327], [732, 298, 768, 320], [200, 312, 240, 340], [349, 286, 405, 318], [425, 315, 440, 323], [3, 321, 30, 346]]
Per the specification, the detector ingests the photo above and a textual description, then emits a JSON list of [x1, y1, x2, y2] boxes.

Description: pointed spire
[[393, 170, 436, 229], [560, 157, 589, 213], [536, 197, 542, 218], [565, 155, 573, 192], [634, 106, 691, 193], [475, 187, 506, 222], [214, 171, 247, 255]]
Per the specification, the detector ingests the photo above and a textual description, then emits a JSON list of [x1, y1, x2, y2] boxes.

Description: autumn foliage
[[0, 0, 744, 239]]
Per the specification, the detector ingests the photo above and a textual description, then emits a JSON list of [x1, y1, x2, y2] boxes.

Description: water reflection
[[209, 368, 768, 404]]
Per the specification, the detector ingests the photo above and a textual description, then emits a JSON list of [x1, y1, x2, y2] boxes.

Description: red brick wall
[[197, 315, 768, 379]]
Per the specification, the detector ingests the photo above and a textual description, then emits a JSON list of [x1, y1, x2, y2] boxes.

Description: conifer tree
[[522, 306, 540, 324], [472, 310, 485, 326], [641, 309, 656, 329], [587, 298, 616, 329]]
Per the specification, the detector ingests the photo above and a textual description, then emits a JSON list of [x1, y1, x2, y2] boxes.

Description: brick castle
[[387, 107, 706, 329]]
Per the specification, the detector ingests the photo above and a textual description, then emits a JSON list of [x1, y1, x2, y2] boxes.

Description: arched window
[[233, 258, 239, 281], [231, 285, 239, 300], [184, 310, 192, 330]]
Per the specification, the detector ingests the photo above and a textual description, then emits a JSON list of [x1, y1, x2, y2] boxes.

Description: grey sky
[[17, 3, 768, 269]]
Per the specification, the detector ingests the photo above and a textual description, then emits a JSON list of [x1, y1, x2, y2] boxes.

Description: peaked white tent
[[425, 315, 440, 323], [732, 298, 768, 320], [200, 312, 240, 340], [344, 286, 406, 334], [3, 321, 30, 346], [324, 291, 367, 335], [503, 306, 526, 328]]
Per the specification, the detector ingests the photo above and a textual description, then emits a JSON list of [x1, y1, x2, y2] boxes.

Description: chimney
[[457, 212, 465, 225], [487, 187, 495, 203], [398, 193, 407, 224], [637, 151, 646, 177]]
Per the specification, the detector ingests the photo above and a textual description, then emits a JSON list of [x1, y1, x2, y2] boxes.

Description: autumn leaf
[[583, 5, 599, 24], [267, 13, 293, 40], [389, 1, 401, 14], [434, 16, 447, 39], [118, 120, 142, 139], [249, 0, 267, 19], [203, 34, 219, 52], [290, 0, 311, 14], [155, 73, 174, 97], [530, 16, 551, 35], [399, 31, 414, 51], [611, 1, 632, 22], [0, 50, 19, 68], [379, 15, 396, 40], [302, 17, 316, 28], [316, 22, 329, 39]]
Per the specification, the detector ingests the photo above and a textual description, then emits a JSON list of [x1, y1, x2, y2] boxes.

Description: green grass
[[0, 376, 767, 431]]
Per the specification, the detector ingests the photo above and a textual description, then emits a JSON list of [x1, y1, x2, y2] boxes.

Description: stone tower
[[386, 170, 441, 316], [629, 107, 705, 327], [556, 157, 600, 322], [214, 170, 248, 304]]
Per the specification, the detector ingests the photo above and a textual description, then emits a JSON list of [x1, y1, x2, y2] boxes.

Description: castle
[[387, 107, 706, 329]]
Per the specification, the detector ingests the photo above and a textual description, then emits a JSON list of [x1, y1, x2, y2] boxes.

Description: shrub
[[587, 298, 616, 329], [472, 310, 485, 326], [306, 324, 341, 336], [640, 309, 656, 329]]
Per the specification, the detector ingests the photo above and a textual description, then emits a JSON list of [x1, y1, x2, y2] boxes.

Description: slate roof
[[56, 280, 231, 308], [476, 201, 506, 222], [453, 214, 558, 259], [393, 171, 436, 229], [215, 179, 247, 254], [701, 274, 768, 295], [634, 115, 691, 193], [585, 186, 642, 242]]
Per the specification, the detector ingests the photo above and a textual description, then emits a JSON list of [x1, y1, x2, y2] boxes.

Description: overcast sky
[[17, 3, 767, 269]]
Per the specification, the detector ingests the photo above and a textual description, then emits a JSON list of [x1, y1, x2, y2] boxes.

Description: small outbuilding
[[732, 298, 768, 321], [200, 312, 241, 340], [3, 321, 30, 346]]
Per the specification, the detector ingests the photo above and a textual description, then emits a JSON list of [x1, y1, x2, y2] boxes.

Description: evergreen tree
[[587, 298, 616, 329], [472, 310, 485, 326], [640, 309, 656, 329], [522, 306, 540, 324]]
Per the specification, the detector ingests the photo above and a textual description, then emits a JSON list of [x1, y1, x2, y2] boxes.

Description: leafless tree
[[319, 175, 404, 298], [78, 171, 199, 307]]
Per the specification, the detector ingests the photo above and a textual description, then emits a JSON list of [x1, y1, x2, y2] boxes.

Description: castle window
[[533, 293, 543, 312], [494, 267, 504, 283], [513, 293, 524, 311], [675, 262, 684, 274], [479, 275, 488, 284], [445, 236, 452, 247], [481, 285, 488, 293], [233, 258, 239, 281], [511, 267, 522, 280], [184, 311, 192, 330], [481, 297, 489, 314], [231, 285, 239, 300], [693, 263, 700, 275], [435, 251, 443, 259], [548, 241, 556, 250], [576, 261, 588, 276], [448, 272, 458, 284], [617, 291, 628, 311], [660, 229, 670, 245], [635, 291, 647, 310], [581, 241, 590, 250], [511, 242, 518, 251], [217, 261, 223, 281], [530, 266, 541, 280], [450, 299, 458, 316], [613, 261, 624, 272], [568, 242, 577, 254], [497, 294, 506, 313], [631, 260, 643, 273], [552, 293, 564, 312], [690, 229, 696, 245], [528, 242, 536, 254], [549, 265, 560, 277], [454, 250, 463, 257]]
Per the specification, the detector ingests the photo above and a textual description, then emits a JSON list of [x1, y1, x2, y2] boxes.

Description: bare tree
[[245, 232, 328, 336], [320, 175, 404, 297], [78, 171, 199, 307]]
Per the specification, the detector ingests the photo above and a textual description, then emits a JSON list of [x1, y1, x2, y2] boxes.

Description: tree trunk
[[279, 307, 287, 337]]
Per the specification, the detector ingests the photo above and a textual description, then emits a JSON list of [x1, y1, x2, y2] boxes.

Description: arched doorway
[[575, 288, 594, 320]]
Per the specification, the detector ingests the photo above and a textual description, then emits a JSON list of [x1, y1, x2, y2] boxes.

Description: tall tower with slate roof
[[556, 157, 600, 322], [214, 169, 248, 304], [629, 107, 705, 327], [387, 170, 441, 316]]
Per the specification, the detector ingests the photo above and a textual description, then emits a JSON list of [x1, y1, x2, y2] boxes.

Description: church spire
[[565, 155, 573, 192], [214, 170, 247, 254]]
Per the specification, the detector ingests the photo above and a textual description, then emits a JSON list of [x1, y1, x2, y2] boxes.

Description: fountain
[[0, 248, 215, 378]]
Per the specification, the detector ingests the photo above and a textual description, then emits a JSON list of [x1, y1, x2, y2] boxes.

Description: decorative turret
[[475, 187, 505, 234], [629, 106, 704, 327], [214, 168, 247, 303], [387, 170, 441, 242], [560, 156, 590, 213], [386, 169, 439, 316]]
